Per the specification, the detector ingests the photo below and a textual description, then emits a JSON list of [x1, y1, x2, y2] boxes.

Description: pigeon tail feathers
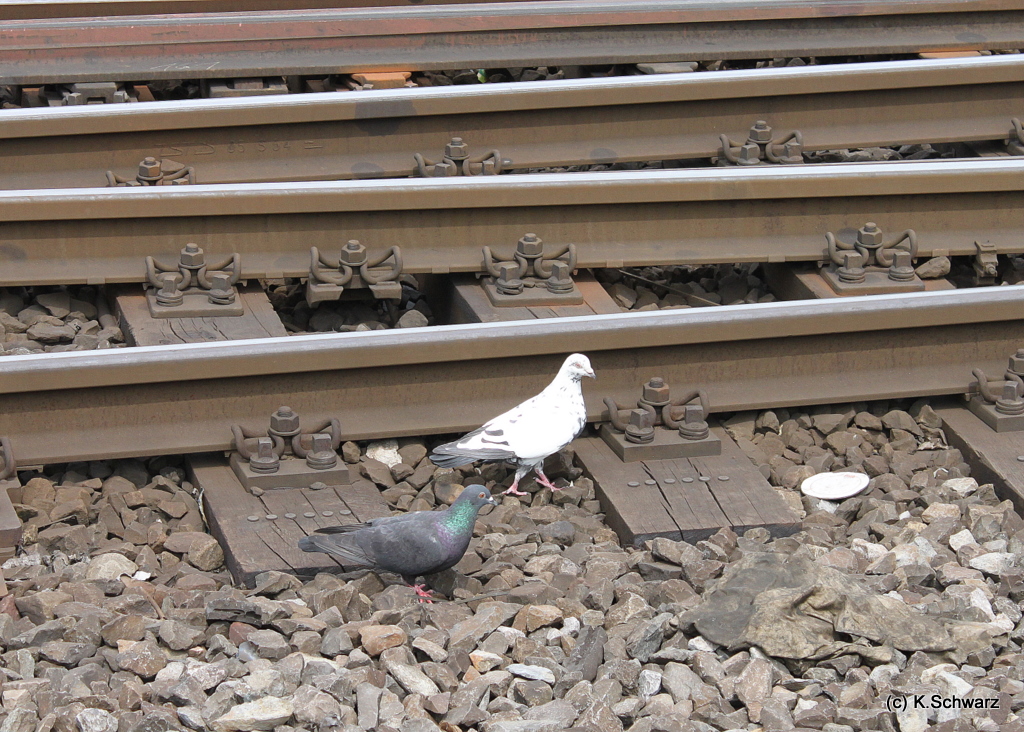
[[297, 535, 375, 567]]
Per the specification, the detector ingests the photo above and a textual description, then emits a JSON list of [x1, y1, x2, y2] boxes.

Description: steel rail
[[0, 0, 537, 22], [2, 0, 1023, 85], [0, 287, 1019, 465], [1, 158, 1023, 287], [3, 56, 1023, 190]]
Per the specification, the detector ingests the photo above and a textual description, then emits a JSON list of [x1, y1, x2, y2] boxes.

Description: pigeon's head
[[457, 484, 499, 509], [562, 353, 596, 382]]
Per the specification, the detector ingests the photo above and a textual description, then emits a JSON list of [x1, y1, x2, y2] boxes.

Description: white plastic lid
[[800, 471, 870, 500]]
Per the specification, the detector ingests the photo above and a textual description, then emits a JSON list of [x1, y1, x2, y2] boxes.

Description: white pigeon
[[430, 353, 595, 495]]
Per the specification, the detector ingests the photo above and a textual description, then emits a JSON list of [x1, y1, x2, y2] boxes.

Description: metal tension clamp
[[1007, 118, 1024, 156], [43, 81, 135, 107], [972, 240, 999, 286], [230, 406, 350, 491], [306, 240, 404, 305], [481, 234, 583, 307], [145, 243, 243, 318], [414, 137, 506, 177], [969, 350, 1024, 433], [719, 120, 804, 166], [0, 437, 16, 485], [107, 157, 195, 187], [820, 222, 925, 295], [601, 379, 721, 462]]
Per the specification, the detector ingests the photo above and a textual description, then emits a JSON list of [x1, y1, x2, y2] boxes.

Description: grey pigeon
[[431, 353, 595, 495], [298, 484, 498, 600]]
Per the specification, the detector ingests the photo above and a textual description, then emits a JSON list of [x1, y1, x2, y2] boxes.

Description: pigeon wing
[[476, 391, 585, 462], [301, 509, 464, 578]]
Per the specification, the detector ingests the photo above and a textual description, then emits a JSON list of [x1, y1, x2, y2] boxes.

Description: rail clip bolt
[[137, 157, 163, 183], [306, 433, 339, 470], [546, 260, 574, 294], [748, 120, 773, 144], [445, 137, 469, 161], [155, 273, 184, 307], [996, 382, 1024, 415], [339, 240, 367, 266], [641, 377, 671, 408], [888, 250, 916, 282], [678, 404, 711, 441], [495, 262, 525, 295], [517, 233, 544, 259], [858, 222, 884, 248], [269, 406, 301, 438], [624, 408, 655, 444], [207, 273, 236, 305], [179, 243, 205, 269], [837, 252, 866, 284], [249, 437, 280, 473]]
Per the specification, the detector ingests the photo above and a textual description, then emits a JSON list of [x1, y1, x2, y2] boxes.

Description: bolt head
[[1010, 352, 1024, 373], [179, 243, 205, 267], [138, 157, 162, 179], [683, 403, 705, 423], [497, 262, 520, 281], [737, 142, 761, 163], [628, 409, 653, 429], [642, 379, 670, 404], [270, 406, 300, 434], [517, 233, 543, 257], [339, 240, 366, 265], [858, 222, 884, 246]]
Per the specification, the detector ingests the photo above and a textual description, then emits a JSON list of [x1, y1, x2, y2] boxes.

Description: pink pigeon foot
[[503, 479, 528, 496], [535, 471, 561, 492], [409, 583, 435, 603]]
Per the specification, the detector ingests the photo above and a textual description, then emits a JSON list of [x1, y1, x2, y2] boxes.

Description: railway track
[[2, 9, 1024, 730], [2, 0, 1023, 86], [3, 55, 1022, 189], [2, 0, 1024, 600]]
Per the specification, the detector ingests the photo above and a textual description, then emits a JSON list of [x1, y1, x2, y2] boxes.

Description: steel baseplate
[[967, 396, 1024, 433], [599, 423, 721, 462], [230, 453, 351, 491], [820, 267, 925, 296], [146, 288, 244, 318], [482, 278, 584, 307]]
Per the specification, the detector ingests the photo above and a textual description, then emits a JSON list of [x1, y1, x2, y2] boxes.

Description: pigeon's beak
[[586, 368, 596, 379], [487, 496, 499, 507]]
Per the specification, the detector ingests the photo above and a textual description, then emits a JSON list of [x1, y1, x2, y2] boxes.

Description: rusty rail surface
[[1, 158, 1023, 287], [0, 288, 1019, 465], [2, 0, 1023, 85], [3, 56, 1023, 190], [0, 0, 537, 21]]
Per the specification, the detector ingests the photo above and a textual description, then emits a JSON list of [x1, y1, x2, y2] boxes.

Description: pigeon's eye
[[478, 492, 486, 499]]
